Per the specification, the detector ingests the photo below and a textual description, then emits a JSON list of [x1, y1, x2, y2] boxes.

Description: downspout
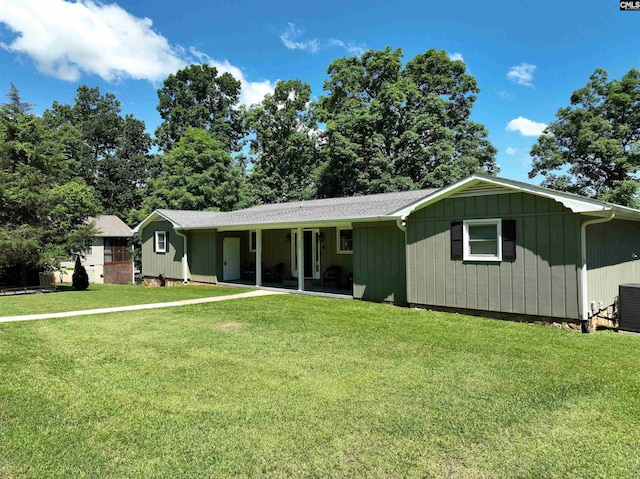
[[396, 216, 408, 305], [175, 230, 189, 284], [580, 210, 615, 332]]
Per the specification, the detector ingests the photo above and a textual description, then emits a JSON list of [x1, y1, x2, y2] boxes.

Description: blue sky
[[0, 0, 638, 183]]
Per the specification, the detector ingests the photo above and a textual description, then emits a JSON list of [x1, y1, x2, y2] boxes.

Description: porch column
[[256, 229, 262, 287], [297, 227, 304, 291]]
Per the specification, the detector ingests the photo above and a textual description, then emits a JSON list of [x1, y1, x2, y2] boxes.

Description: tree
[[155, 64, 245, 153], [0, 86, 98, 284], [137, 127, 248, 216], [72, 255, 89, 290], [529, 68, 640, 207], [314, 47, 497, 197], [44, 86, 154, 217], [247, 79, 320, 203]]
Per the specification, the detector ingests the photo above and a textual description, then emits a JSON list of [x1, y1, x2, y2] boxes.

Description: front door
[[291, 229, 321, 279], [223, 237, 241, 281]]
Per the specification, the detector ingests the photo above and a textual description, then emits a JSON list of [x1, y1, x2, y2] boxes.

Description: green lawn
[[0, 283, 252, 316], [1, 294, 639, 478]]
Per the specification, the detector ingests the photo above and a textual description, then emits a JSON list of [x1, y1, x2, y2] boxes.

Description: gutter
[[580, 210, 615, 331], [174, 230, 189, 284]]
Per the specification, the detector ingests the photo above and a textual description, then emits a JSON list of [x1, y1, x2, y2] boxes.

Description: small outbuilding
[[133, 175, 640, 327], [61, 215, 134, 284]]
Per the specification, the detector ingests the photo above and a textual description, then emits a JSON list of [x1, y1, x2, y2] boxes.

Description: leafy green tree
[[529, 68, 640, 207], [0, 86, 98, 283], [44, 86, 154, 217], [155, 64, 244, 153], [247, 79, 319, 203], [137, 127, 248, 216], [314, 47, 497, 197]]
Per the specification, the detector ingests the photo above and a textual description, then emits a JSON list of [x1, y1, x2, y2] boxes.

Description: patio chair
[[263, 262, 285, 283], [322, 265, 342, 288]]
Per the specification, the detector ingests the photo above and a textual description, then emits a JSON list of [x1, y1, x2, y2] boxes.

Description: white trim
[[154, 231, 167, 253], [132, 210, 181, 234], [391, 174, 639, 220], [256, 229, 262, 287], [336, 227, 354, 255], [463, 219, 502, 262]]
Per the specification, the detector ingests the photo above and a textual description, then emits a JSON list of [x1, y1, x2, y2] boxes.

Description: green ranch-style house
[[133, 175, 640, 329]]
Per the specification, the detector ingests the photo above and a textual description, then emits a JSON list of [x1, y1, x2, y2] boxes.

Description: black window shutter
[[451, 221, 463, 260], [502, 220, 516, 261], [153, 232, 157, 252], [165, 231, 169, 251]]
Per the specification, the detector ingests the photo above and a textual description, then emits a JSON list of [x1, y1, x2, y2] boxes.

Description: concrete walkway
[[0, 289, 284, 324]]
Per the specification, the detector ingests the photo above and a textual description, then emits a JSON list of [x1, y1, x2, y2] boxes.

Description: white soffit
[[391, 175, 625, 218]]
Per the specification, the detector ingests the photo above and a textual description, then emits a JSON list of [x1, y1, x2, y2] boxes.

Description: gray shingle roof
[[93, 215, 133, 237], [157, 188, 437, 229]]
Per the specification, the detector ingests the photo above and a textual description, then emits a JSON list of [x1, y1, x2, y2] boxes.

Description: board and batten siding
[[586, 219, 640, 310], [406, 192, 582, 319], [188, 230, 217, 283], [141, 220, 183, 280], [353, 222, 406, 304]]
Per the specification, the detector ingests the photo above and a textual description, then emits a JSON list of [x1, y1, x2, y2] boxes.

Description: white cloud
[[447, 52, 464, 62], [280, 23, 365, 56], [507, 63, 536, 87], [328, 38, 365, 56], [499, 90, 512, 99], [0, 0, 273, 105], [280, 23, 320, 53], [505, 117, 547, 137], [505, 147, 518, 155]]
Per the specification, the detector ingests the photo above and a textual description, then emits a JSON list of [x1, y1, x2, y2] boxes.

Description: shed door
[[223, 237, 241, 281]]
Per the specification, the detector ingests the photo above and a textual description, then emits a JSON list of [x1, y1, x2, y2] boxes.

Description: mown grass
[[0, 283, 252, 316], [1, 294, 639, 478]]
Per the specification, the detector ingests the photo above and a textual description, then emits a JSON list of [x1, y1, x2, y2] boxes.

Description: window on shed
[[337, 227, 353, 254], [105, 238, 131, 263], [154, 231, 167, 254], [464, 219, 501, 261]]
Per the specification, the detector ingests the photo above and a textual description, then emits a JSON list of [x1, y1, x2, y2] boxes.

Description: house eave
[[391, 174, 640, 220]]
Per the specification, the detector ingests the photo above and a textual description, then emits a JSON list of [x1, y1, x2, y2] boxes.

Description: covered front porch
[[216, 225, 354, 296]]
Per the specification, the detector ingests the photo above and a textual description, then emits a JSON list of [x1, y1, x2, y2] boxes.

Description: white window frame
[[463, 219, 502, 262], [249, 230, 257, 252], [336, 227, 354, 255], [155, 231, 167, 253]]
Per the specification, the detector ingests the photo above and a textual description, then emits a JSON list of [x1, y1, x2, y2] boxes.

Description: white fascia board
[[391, 174, 640, 219], [390, 176, 480, 218], [131, 210, 182, 234]]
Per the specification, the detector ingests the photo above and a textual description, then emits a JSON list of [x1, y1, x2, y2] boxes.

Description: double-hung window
[[463, 219, 501, 261], [155, 231, 167, 253], [337, 227, 353, 254]]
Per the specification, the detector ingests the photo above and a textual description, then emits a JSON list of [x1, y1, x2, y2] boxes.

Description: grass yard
[[1, 294, 639, 478], [0, 283, 252, 317]]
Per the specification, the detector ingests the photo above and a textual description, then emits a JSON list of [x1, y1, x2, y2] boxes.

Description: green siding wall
[[215, 231, 251, 280], [257, 230, 292, 275], [141, 220, 183, 280], [406, 193, 582, 319], [188, 230, 218, 283], [353, 222, 406, 304], [586, 219, 640, 310], [319, 227, 353, 277]]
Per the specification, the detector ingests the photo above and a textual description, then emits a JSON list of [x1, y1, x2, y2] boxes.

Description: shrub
[[72, 255, 89, 291]]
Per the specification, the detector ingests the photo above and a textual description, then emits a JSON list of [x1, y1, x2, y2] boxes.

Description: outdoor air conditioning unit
[[618, 284, 640, 333]]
